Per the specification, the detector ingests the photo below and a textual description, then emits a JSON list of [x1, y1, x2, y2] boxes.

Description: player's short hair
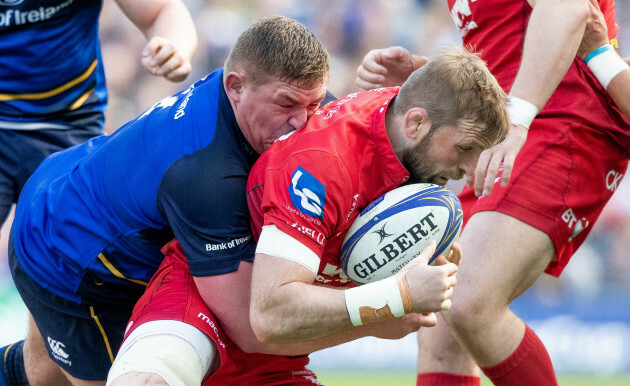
[[394, 46, 509, 148], [224, 16, 330, 88]]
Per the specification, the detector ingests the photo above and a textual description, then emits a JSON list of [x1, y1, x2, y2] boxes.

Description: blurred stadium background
[[2, 0, 630, 384]]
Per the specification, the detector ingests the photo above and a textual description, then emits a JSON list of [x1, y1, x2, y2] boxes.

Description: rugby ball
[[340, 183, 462, 285]]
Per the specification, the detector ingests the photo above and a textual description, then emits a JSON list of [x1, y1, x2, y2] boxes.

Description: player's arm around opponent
[[194, 259, 443, 354], [115, 0, 197, 82], [250, 243, 458, 343], [577, 0, 630, 118]]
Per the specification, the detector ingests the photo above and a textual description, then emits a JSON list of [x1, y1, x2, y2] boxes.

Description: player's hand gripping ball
[[340, 183, 463, 285]]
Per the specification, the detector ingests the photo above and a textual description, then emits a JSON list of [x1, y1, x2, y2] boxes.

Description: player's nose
[[288, 109, 308, 130]]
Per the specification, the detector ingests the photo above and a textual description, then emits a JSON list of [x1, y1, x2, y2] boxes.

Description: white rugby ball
[[340, 183, 462, 285]]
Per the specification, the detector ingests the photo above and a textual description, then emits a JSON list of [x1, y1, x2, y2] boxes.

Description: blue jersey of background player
[[2, 16, 331, 384], [0, 0, 196, 233], [0, 0, 106, 129]]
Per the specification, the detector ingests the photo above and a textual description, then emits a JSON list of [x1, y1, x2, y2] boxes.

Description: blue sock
[[0, 341, 28, 385]]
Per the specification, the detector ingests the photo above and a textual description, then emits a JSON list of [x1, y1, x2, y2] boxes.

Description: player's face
[[402, 124, 484, 186], [237, 78, 328, 154]]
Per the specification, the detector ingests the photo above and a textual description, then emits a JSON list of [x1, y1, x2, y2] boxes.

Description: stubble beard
[[401, 132, 439, 184]]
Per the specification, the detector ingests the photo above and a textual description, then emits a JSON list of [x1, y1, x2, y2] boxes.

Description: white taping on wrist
[[507, 95, 539, 129], [345, 276, 410, 326], [587, 49, 630, 89]]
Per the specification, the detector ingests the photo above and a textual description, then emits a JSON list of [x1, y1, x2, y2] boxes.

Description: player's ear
[[403, 107, 429, 141], [224, 71, 245, 102]]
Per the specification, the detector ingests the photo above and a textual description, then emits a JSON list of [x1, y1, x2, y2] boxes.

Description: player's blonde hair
[[224, 16, 330, 88], [394, 46, 509, 148]]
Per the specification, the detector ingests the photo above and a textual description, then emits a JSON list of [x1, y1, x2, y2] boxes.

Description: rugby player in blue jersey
[[0, 16, 330, 386], [0, 0, 197, 238]]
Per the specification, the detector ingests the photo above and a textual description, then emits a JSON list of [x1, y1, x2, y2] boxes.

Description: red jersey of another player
[[247, 88, 410, 287], [448, 0, 630, 150]]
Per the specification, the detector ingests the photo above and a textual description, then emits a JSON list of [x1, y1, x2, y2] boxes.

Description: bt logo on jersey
[[289, 167, 326, 220]]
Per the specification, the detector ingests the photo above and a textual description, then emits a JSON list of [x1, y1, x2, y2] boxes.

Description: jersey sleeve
[[258, 149, 353, 260], [156, 153, 255, 277]]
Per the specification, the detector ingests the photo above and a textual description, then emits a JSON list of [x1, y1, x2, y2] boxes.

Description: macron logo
[[197, 313, 226, 348]]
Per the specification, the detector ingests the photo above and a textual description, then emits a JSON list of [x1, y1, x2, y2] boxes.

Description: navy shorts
[[0, 125, 99, 225], [9, 239, 133, 381]]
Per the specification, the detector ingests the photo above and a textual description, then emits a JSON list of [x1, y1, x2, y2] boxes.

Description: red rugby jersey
[[448, 0, 630, 150], [247, 88, 410, 287]]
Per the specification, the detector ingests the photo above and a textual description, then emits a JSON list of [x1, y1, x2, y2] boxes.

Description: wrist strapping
[[586, 45, 629, 89], [507, 95, 539, 129], [344, 276, 414, 326], [584, 44, 614, 64]]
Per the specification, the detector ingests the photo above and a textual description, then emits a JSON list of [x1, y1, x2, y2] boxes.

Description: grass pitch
[[315, 369, 630, 385]]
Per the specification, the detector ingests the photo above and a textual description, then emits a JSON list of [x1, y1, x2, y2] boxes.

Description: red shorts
[[123, 240, 319, 385], [459, 118, 628, 277]]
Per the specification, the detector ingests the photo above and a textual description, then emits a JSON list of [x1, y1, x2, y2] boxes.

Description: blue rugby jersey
[[11, 68, 260, 304], [0, 0, 106, 131]]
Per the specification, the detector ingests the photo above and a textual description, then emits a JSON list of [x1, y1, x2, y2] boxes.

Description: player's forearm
[[195, 269, 343, 356], [223, 310, 354, 356], [510, 0, 589, 108], [145, 0, 197, 61], [411, 55, 428, 71], [116, 0, 197, 61], [605, 66, 630, 118], [250, 277, 352, 344], [244, 322, 389, 356]]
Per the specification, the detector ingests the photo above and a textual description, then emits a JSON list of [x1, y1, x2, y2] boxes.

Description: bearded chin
[[401, 137, 436, 184]]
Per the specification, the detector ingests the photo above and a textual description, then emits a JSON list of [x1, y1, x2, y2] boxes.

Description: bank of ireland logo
[[289, 167, 326, 220]]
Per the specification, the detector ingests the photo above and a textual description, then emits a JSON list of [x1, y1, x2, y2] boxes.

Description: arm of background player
[[510, 0, 589, 108], [355, 46, 428, 90], [115, 0, 197, 82], [470, 0, 590, 197], [194, 263, 436, 355], [605, 65, 630, 118], [576, 0, 630, 119]]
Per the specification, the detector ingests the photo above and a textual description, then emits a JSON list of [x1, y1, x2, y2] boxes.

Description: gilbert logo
[[47, 337, 72, 366], [372, 223, 393, 245]]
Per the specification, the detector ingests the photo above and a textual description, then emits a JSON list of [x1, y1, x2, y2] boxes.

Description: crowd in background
[[2, 0, 630, 316]]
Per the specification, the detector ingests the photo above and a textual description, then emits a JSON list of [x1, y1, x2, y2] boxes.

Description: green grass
[[315, 370, 630, 385]]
